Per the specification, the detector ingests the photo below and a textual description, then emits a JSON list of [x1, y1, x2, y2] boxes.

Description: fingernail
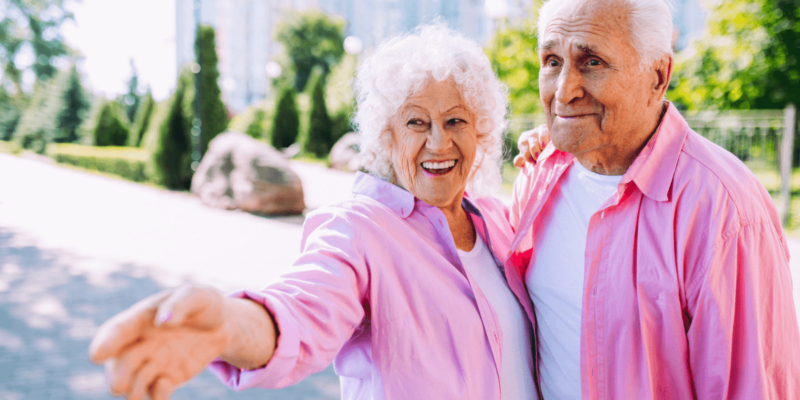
[[534, 152, 540, 158], [156, 311, 172, 325]]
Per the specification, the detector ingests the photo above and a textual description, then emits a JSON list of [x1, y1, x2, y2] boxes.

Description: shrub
[[93, 100, 130, 146], [303, 70, 333, 157], [49, 143, 150, 182], [150, 69, 193, 190], [271, 87, 300, 149], [245, 108, 267, 139], [129, 91, 155, 147]]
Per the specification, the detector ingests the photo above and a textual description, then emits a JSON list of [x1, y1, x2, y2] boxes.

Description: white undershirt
[[525, 160, 622, 400], [457, 233, 536, 400]]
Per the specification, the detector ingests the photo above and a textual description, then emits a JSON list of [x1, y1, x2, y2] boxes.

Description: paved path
[[0, 153, 799, 399]]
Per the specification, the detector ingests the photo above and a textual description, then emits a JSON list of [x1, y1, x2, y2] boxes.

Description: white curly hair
[[353, 22, 508, 198]]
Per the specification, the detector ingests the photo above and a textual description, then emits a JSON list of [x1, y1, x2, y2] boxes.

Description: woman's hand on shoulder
[[513, 124, 551, 168], [89, 285, 231, 400]]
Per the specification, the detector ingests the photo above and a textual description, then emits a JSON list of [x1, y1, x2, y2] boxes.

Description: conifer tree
[[303, 70, 333, 157], [194, 25, 228, 154], [129, 91, 155, 147], [151, 69, 193, 189], [271, 88, 300, 149], [55, 65, 90, 143], [92, 100, 129, 146], [123, 59, 141, 122]]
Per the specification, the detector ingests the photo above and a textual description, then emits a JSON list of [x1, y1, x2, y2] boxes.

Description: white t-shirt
[[525, 160, 622, 400], [457, 233, 536, 400]]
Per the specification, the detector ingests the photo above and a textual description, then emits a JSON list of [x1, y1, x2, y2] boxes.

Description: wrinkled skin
[[538, 0, 673, 175], [514, 126, 550, 168], [389, 77, 479, 250]]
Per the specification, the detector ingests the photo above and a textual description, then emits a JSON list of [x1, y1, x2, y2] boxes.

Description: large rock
[[329, 132, 362, 172], [191, 131, 305, 215]]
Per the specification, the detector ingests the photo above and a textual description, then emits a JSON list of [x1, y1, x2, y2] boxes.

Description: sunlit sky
[[62, 0, 176, 101]]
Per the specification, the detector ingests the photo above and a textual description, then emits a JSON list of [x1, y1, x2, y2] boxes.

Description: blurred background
[[0, 0, 798, 399]]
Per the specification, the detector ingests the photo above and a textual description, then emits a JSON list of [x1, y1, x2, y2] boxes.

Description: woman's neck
[[439, 203, 476, 252]]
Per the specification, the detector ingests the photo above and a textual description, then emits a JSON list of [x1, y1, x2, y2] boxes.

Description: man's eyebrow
[[538, 40, 556, 52], [576, 43, 600, 56]]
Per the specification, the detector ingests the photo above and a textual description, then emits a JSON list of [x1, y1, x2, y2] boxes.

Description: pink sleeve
[[208, 208, 369, 390], [686, 221, 800, 399]]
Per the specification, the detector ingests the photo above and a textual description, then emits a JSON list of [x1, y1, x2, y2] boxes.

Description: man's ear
[[651, 54, 674, 106]]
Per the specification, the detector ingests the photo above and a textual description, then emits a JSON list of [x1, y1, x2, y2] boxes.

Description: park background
[[1, 0, 799, 399]]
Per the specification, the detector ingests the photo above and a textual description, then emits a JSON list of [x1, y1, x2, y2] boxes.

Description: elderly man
[[509, 0, 800, 398]]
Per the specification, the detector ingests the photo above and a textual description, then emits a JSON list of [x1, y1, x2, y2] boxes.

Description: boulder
[[191, 131, 305, 215], [329, 132, 362, 172]]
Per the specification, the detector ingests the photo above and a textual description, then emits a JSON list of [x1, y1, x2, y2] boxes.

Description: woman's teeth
[[422, 160, 457, 170]]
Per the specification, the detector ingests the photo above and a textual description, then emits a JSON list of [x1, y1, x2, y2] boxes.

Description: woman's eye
[[447, 118, 465, 127], [408, 119, 424, 126]]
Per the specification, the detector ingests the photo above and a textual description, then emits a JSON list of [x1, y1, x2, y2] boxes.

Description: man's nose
[[426, 122, 453, 153], [555, 65, 585, 105]]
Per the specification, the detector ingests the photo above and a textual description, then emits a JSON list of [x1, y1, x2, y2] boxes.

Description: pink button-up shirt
[[209, 172, 538, 399], [507, 103, 800, 399]]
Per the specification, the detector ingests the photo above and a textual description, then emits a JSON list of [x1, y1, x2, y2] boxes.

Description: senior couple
[[90, 0, 800, 398]]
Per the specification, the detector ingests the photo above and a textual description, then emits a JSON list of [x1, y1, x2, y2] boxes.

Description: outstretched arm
[[88, 285, 278, 400]]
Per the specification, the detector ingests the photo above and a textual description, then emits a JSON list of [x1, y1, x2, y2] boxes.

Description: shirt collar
[[351, 171, 484, 219], [352, 172, 416, 217], [621, 101, 690, 202]]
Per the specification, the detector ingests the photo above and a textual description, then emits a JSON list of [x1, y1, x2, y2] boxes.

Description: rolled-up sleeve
[[209, 208, 370, 390], [687, 221, 800, 399]]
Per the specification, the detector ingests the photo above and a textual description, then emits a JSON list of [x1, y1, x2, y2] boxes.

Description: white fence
[[508, 105, 798, 224]]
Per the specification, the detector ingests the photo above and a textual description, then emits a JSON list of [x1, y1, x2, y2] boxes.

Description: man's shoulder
[[674, 129, 779, 227]]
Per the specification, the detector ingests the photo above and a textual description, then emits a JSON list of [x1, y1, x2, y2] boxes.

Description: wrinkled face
[[538, 1, 660, 157], [389, 78, 478, 208]]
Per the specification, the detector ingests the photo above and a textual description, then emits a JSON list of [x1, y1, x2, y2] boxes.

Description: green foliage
[[194, 25, 229, 154], [484, 8, 542, 115], [54, 65, 90, 142], [271, 87, 300, 149], [129, 91, 154, 147], [92, 100, 130, 147], [275, 10, 346, 91], [150, 68, 192, 190], [670, 0, 800, 110], [245, 108, 267, 139], [304, 69, 333, 157], [50, 143, 150, 183], [13, 81, 55, 153], [122, 59, 141, 122], [0, 89, 25, 141], [325, 54, 357, 142], [0, 0, 72, 90]]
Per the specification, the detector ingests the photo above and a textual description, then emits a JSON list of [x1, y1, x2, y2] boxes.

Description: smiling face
[[538, 0, 670, 173], [388, 78, 478, 209]]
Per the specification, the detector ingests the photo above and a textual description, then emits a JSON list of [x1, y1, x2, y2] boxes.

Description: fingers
[[155, 285, 224, 329], [89, 290, 172, 364], [128, 357, 167, 400], [107, 338, 158, 396], [513, 154, 526, 168], [151, 376, 178, 400]]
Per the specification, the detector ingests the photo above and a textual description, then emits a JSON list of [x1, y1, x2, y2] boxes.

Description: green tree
[[271, 87, 300, 149], [54, 65, 89, 142], [193, 25, 228, 154], [129, 90, 155, 147], [275, 10, 346, 92], [0, 89, 25, 141], [304, 69, 334, 157], [0, 0, 72, 91], [245, 108, 267, 139], [670, 0, 800, 110], [92, 100, 129, 147], [12, 81, 54, 153], [485, 14, 542, 115], [122, 59, 141, 122], [326, 54, 357, 143], [151, 69, 192, 190]]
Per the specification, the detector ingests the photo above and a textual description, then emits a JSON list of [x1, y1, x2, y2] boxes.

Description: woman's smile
[[421, 159, 458, 177]]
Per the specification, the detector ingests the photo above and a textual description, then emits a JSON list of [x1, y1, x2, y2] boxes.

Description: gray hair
[[538, 0, 675, 69], [353, 23, 508, 197]]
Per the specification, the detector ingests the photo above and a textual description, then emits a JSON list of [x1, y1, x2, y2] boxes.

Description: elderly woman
[[89, 24, 543, 400]]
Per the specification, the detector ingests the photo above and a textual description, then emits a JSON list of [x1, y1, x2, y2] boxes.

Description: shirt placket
[[584, 196, 620, 400], [423, 204, 504, 389]]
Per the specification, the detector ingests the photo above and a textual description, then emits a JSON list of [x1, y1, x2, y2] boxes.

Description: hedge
[[49, 143, 150, 183]]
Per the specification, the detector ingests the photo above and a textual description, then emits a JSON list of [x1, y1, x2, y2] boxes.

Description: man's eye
[[548, 59, 559, 67], [588, 59, 601, 66]]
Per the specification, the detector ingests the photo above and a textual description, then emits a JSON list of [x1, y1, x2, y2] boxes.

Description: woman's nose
[[426, 122, 453, 152]]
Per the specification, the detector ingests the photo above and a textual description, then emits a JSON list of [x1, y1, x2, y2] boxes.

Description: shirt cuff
[[207, 290, 302, 390]]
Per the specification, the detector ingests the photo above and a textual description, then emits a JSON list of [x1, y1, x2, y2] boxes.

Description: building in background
[[176, 0, 707, 114]]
